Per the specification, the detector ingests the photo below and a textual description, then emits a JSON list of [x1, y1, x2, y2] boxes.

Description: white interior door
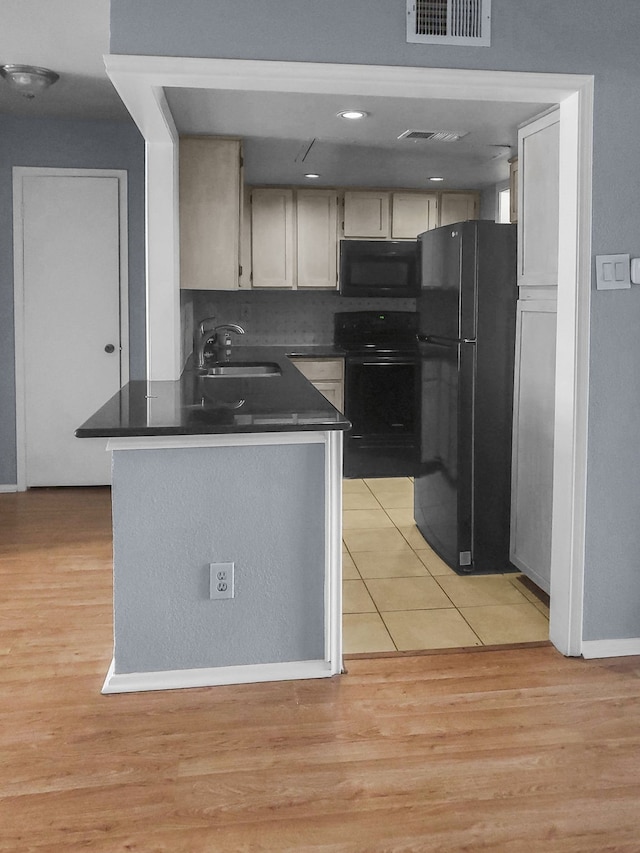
[[17, 172, 126, 487]]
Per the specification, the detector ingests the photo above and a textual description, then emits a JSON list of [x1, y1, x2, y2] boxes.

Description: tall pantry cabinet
[[510, 110, 560, 594]]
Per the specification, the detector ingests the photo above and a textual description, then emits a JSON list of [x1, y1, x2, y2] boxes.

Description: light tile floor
[[342, 477, 550, 655]]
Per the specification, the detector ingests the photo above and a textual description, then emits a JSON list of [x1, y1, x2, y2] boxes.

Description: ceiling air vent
[[407, 0, 492, 46], [398, 129, 468, 142]]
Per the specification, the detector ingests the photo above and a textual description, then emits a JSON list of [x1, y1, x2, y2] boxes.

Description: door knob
[[104, 344, 115, 353]]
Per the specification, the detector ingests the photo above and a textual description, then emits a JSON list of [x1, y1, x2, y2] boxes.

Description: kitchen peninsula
[[77, 348, 349, 694]]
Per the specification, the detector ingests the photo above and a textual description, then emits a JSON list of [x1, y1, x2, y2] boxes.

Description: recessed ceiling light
[[304, 173, 321, 179], [429, 176, 445, 182], [337, 109, 368, 120]]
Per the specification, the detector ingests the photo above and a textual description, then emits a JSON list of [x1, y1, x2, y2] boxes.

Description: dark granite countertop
[[76, 347, 350, 439], [282, 345, 345, 359]]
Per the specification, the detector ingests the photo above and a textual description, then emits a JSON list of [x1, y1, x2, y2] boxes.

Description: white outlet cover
[[596, 254, 631, 290], [209, 561, 235, 599]]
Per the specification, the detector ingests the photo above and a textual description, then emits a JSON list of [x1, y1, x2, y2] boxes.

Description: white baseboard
[[582, 638, 640, 659], [102, 658, 337, 694], [0, 484, 18, 493]]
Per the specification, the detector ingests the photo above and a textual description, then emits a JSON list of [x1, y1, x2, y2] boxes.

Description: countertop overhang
[[76, 347, 350, 439]]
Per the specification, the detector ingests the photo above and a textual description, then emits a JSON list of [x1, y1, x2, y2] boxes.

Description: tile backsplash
[[189, 290, 417, 347]]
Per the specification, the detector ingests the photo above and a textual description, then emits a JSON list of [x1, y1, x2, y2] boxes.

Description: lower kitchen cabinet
[[290, 358, 344, 413], [510, 299, 557, 593]]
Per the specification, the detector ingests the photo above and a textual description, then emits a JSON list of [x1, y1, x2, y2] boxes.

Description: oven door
[[344, 355, 417, 445]]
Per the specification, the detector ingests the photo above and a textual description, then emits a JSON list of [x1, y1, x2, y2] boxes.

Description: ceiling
[[166, 88, 548, 189], [1, 0, 550, 189], [0, 0, 128, 121]]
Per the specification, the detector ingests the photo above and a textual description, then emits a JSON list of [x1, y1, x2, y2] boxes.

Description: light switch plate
[[596, 254, 631, 290]]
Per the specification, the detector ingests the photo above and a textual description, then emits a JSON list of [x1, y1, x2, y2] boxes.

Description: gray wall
[[109, 0, 640, 642], [0, 115, 145, 485], [112, 443, 326, 673]]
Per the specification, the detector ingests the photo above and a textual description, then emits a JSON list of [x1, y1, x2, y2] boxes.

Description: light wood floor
[[2, 487, 640, 852]]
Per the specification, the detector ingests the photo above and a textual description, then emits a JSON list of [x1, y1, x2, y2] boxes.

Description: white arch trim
[[104, 55, 594, 657]]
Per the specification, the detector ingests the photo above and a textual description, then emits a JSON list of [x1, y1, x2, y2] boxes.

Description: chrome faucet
[[195, 316, 217, 369], [214, 324, 245, 359]]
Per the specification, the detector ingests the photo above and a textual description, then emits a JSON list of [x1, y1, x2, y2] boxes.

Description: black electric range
[[334, 311, 419, 479]]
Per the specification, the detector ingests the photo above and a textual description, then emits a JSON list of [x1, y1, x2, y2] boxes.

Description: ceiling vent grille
[[398, 129, 468, 142], [407, 0, 492, 46]]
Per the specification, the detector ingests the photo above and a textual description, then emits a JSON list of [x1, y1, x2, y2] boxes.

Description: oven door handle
[[349, 360, 416, 367]]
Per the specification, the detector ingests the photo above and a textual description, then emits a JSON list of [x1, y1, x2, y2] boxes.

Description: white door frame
[[13, 167, 130, 492], [104, 56, 593, 658]]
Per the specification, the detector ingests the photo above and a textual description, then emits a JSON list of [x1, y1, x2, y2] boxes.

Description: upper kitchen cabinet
[[250, 187, 339, 289], [296, 189, 339, 289], [250, 188, 295, 288], [343, 191, 389, 238], [391, 192, 438, 239], [509, 158, 519, 223], [179, 137, 243, 291], [344, 189, 479, 239], [439, 192, 480, 227], [517, 111, 560, 288]]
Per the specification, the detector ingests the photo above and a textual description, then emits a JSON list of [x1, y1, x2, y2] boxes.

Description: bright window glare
[[498, 187, 511, 223]]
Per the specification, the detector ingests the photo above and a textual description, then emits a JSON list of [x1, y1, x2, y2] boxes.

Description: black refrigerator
[[414, 220, 517, 574]]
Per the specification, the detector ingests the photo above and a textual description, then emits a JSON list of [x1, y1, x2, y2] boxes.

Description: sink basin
[[198, 361, 282, 378]]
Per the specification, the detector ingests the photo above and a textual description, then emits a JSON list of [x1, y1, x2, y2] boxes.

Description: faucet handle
[[198, 316, 217, 335]]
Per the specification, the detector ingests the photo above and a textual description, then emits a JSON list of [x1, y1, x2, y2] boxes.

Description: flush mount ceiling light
[[429, 176, 445, 182], [337, 109, 368, 120], [304, 173, 321, 179], [0, 64, 59, 99]]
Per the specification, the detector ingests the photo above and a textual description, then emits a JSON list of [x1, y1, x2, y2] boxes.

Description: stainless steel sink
[[198, 362, 282, 378]]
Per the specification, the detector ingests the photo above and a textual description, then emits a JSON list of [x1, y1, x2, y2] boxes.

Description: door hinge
[[239, 264, 243, 278]]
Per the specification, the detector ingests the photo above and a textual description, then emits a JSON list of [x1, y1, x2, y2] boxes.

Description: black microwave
[[339, 240, 419, 298]]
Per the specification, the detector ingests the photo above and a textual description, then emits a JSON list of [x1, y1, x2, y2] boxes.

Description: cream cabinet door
[[250, 188, 295, 288], [313, 381, 344, 413], [510, 299, 557, 594], [343, 191, 389, 238], [391, 193, 438, 238], [296, 190, 339, 289], [179, 137, 242, 290], [290, 358, 344, 412], [439, 192, 479, 227], [518, 111, 560, 287], [509, 158, 519, 224]]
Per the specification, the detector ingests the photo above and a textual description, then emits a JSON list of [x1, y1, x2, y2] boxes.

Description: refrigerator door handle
[[416, 334, 475, 346], [416, 333, 449, 346]]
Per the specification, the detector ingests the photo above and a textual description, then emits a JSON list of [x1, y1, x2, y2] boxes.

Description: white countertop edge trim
[[106, 431, 331, 452], [101, 658, 335, 694]]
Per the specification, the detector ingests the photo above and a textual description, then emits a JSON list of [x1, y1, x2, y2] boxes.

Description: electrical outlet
[[209, 562, 235, 600]]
